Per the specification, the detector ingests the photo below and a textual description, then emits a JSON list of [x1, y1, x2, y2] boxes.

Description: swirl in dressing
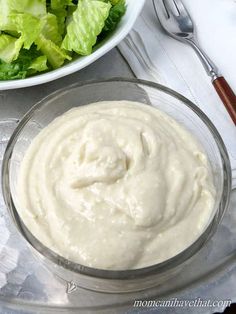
[[17, 101, 216, 270]]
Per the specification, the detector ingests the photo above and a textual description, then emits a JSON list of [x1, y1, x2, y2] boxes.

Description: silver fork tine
[[173, 0, 189, 16], [153, 0, 169, 20], [163, 0, 180, 17]]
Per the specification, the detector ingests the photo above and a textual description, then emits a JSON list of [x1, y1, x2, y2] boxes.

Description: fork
[[153, 0, 236, 124]]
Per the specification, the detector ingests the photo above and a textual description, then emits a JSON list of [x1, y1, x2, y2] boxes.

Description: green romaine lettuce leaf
[[29, 55, 48, 72], [48, 1, 75, 37], [0, 0, 47, 17], [40, 13, 62, 44], [61, 0, 111, 55], [36, 34, 71, 68], [51, 0, 74, 9], [103, 0, 126, 32], [48, 7, 67, 36], [0, 60, 28, 80], [0, 13, 41, 49], [109, 0, 121, 4], [0, 45, 42, 80], [0, 34, 23, 63]]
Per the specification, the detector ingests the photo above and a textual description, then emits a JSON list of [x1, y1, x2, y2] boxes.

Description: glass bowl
[[1, 78, 232, 293]]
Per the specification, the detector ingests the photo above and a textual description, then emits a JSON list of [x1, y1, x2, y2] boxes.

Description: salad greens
[[103, 0, 126, 33], [61, 0, 111, 55], [0, 0, 126, 80]]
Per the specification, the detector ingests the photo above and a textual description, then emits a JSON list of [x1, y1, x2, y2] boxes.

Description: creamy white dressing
[[17, 101, 216, 270]]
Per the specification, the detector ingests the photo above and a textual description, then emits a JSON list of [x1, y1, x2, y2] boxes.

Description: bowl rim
[[1, 78, 232, 280], [0, 0, 145, 91]]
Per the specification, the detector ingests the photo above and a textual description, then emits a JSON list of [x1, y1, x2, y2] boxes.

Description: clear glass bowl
[[1, 78, 232, 293]]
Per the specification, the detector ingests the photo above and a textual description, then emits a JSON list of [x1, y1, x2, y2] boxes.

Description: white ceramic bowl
[[0, 0, 145, 90]]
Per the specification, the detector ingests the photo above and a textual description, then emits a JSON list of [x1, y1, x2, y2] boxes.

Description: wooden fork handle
[[212, 76, 236, 125]]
